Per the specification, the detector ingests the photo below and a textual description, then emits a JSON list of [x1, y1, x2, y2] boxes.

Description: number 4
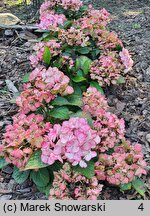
[[138, 203, 144, 211]]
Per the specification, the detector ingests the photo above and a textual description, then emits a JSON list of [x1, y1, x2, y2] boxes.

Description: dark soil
[[0, 0, 150, 200]]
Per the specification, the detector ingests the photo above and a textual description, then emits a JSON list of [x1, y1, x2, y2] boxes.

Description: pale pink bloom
[[119, 48, 134, 72], [41, 117, 100, 167]]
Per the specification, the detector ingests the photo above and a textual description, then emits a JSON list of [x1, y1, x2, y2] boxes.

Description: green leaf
[[83, 59, 92, 75], [53, 58, 63, 68], [132, 177, 146, 197], [12, 167, 30, 184], [67, 94, 83, 107], [79, 5, 88, 12], [22, 72, 31, 83], [55, 6, 65, 14], [30, 168, 49, 187], [73, 84, 82, 96], [90, 81, 104, 95], [49, 107, 71, 120], [24, 151, 48, 171], [51, 95, 82, 107], [73, 160, 95, 178], [76, 47, 91, 54], [48, 161, 63, 172], [37, 182, 53, 197], [51, 96, 70, 106], [0, 157, 9, 169], [90, 48, 101, 60], [63, 20, 72, 29], [43, 47, 51, 65], [75, 56, 92, 75], [117, 76, 125, 84], [120, 183, 132, 192], [72, 75, 86, 83], [38, 32, 52, 41], [115, 44, 123, 52], [71, 111, 93, 128]]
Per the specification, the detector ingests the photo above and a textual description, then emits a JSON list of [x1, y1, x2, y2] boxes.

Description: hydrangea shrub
[[0, 0, 147, 199]]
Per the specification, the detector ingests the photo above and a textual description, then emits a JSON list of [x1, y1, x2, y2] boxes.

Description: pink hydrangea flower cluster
[[83, 87, 108, 116], [29, 40, 61, 67], [39, 1, 67, 30], [58, 27, 90, 47], [16, 66, 73, 114], [119, 48, 134, 72], [57, 0, 83, 11], [90, 51, 125, 86], [41, 117, 100, 168], [96, 30, 123, 50], [49, 163, 103, 200], [38, 0, 83, 30], [93, 110, 125, 152], [83, 87, 125, 152], [39, 0, 56, 16], [1, 113, 51, 168], [95, 141, 147, 185], [39, 12, 66, 30], [75, 8, 110, 36], [40, 0, 83, 14]]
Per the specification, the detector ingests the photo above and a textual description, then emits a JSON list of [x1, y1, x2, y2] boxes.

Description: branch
[[0, 24, 39, 31]]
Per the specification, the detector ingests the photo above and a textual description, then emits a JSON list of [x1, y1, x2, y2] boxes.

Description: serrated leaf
[[83, 59, 92, 74], [75, 56, 92, 75], [120, 183, 132, 191], [90, 48, 101, 60], [76, 47, 91, 54], [37, 182, 53, 197], [132, 177, 146, 196], [0, 157, 9, 169], [30, 168, 49, 187], [24, 151, 48, 171], [22, 72, 31, 83], [73, 84, 82, 96], [49, 106, 71, 120], [53, 57, 63, 68], [79, 5, 88, 12], [67, 94, 83, 107], [52, 95, 82, 107], [63, 20, 72, 29], [72, 76, 86, 83], [117, 76, 125, 84], [12, 167, 30, 184], [73, 160, 95, 178], [43, 47, 51, 65], [51, 96, 70, 106], [90, 81, 104, 95]]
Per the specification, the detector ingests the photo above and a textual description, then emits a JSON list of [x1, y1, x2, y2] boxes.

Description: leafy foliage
[[12, 167, 30, 184], [0, 157, 9, 169], [24, 151, 48, 170], [73, 160, 95, 178]]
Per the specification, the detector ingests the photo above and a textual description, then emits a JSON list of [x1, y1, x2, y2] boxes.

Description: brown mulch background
[[0, 0, 150, 200]]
